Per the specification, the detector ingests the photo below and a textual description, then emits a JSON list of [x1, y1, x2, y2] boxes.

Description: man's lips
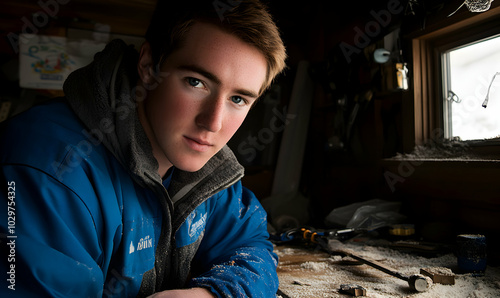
[[183, 136, 213, 152], [191, 137, 212, 146]]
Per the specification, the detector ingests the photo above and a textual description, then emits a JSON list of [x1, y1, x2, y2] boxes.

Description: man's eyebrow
[[236, 88, 259, 99], [179, 65, 221, 85], [178, 64, 260, 99]]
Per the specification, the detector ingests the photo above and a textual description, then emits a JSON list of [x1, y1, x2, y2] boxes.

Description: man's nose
[[195, 95, 224, 132]]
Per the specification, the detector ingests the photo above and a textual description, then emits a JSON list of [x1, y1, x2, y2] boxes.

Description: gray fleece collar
[[63, 39, 161, 189]]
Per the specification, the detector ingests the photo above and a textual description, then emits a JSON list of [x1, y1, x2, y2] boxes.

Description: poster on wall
[[19, 34, 106, 90]]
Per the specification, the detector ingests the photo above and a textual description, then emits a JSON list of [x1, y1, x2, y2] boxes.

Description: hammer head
[[408, 274, 433, 292], [420, 267, 455, 285]]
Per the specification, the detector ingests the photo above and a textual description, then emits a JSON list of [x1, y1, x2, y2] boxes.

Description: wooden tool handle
[[342, 250, 408, 281]]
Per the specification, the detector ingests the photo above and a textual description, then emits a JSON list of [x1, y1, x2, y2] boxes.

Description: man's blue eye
[[187, 77, 202, 87], [231, 96, 245, 105]]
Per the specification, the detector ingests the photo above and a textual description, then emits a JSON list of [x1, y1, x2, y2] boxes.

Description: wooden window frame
[[404, 3, 500, 157]]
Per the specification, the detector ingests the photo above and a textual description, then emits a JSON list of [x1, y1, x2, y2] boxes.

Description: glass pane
[[447, 35, 500, 141]]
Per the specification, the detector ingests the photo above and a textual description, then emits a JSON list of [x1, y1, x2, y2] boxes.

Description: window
[[442, 35, 500, 141], [407, 3, 500, 156]]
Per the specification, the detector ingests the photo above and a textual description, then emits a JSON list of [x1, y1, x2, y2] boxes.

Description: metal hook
[[447, 90, 461, 103]]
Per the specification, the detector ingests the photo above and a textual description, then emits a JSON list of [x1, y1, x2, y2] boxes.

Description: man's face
[[138, 22, 267, 173]]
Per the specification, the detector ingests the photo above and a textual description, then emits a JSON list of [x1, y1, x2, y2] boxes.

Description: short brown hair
[[145, 0, 287, 95]]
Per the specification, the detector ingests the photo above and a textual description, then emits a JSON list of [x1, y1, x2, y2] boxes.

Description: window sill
[[383, 137, 500, 164], [382, 157, 500, 167]]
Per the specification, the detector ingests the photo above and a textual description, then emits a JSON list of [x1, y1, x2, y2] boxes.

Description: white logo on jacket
[[129, 235, 153, 254], [137, 235, 153, 250], [187, 212, 207, 238]]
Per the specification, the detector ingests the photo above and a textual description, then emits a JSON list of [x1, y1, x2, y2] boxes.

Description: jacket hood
[[63, 39, 161, 188]]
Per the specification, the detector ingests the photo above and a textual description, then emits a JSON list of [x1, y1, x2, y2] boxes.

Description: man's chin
[[173, 159, 209, 173]]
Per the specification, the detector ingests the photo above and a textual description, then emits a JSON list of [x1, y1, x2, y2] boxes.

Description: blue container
[[456, 234, 487, 274]]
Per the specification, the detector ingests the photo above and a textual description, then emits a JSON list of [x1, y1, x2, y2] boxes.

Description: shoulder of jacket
[[1, 100, 110, 179]]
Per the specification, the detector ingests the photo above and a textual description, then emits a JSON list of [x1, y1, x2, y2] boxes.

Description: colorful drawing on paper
[[27, 44, 75, 82]]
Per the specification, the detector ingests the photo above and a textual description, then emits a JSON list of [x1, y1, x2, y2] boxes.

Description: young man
[[0, 0, 286, 297]]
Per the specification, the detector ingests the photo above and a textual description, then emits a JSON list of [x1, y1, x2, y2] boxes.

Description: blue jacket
[[0, 40, 278, 297]]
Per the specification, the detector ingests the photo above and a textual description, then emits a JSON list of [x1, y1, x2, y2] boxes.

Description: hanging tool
[[482, 72, 499, 108]]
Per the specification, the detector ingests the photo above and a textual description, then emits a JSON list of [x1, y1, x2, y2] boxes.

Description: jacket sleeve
[[188, 181, 279, 297], [0, 165, 105, 297]]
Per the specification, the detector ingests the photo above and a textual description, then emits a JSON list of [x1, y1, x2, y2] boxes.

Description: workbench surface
[[275, 242, 500, 297]]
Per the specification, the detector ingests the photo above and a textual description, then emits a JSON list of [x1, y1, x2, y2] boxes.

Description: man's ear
[[138, 42, 154, 84]]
